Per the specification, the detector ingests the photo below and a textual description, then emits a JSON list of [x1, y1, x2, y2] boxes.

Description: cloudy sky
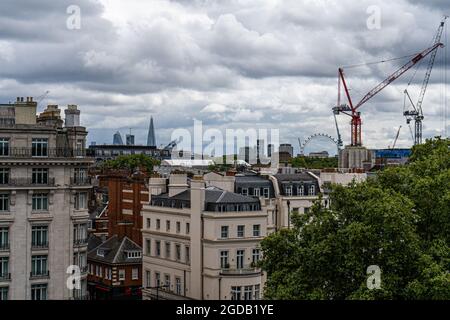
[[0, 0, 448, 155]]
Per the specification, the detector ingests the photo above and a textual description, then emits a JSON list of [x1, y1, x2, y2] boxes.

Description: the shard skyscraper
[[147, 116, 156, 147]]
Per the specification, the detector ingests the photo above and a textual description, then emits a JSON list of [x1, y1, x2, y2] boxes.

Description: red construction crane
[[333, 42, 443, 146]]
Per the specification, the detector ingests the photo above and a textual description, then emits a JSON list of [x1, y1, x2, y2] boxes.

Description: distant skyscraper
[[113, 131, 123, 145], [126, 134, 135, 145], [147, 116, 156, 147]]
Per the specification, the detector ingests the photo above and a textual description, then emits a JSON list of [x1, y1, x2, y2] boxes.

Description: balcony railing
[[30, 271, 50, 279], [31, 242, 49, 250], [80, 266, 88, 274], [0, 148, 87, 158], [73, 238, 88, 246], [70, 177, 91, 186], [71, 294, 90, 300], [0, 178, 55, 187], [0, 243, 10, 251], [220, 265, 261, 276], [0, 273, 11, 281]]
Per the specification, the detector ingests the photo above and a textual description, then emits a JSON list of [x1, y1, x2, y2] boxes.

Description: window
[[32, 226, 48, 248], [186, 223, 190, 234], [0, 138, 9, 156], [244, 286, 253, 300], [155, 272, 161, 287], [175, 244, 181, 261], [231, 286, 241, 300], [99, 267, 103, 278], [31, 255, 48, 276], [164, 274, 170, 289], [252, 249, 261, 264], [0, 194, 9, 212], [127, 251, 141, 259], [73, 224, 87, 243], [175, 277, 182, 295], [146, 270, 151, 287], [132, 268, 139, 280], [0, 168, 9, 184], [32, 168, 48, 184], [298, 185, 304, 196], [220, 251, 229, 269], [145, 239, 151, 255], [0, 227, 8, 249], [242, 188, 248, 196], [118, 269, 125, 281], [254, 188, 260, 197], [155, 241, 161, 256], [146, 218, 151, 229], [253, 224, 261, 237], [185, 246, 190, 263], [309, 185, 315, 196], [73, 168, 87, 183], [32, 193, 48, 211], [176, 221, 181, 233], [254, 284, 260, 300], [263, 188, 270, 199], [0, 286, 8, 300], [32, 138, 48, 157], [166, 220, 170, 232], [74, 192, 87, 210], [156, 219, 160, 230], [237, 225, 245, 238], [220, 226, 229, 239], [31, 284, 47, 300], [236, 250, 244, 269], [0, 257, 9, 278], [285, 186, 292, 196], [165, 242, 171, 259]]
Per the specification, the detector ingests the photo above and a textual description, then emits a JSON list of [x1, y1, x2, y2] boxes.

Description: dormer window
[[126, 251, 141, 259], [309, 185, 315, 196], [298, 185, 304, 196], [97, 249, 105, 257], [285, 186, 292, 196]]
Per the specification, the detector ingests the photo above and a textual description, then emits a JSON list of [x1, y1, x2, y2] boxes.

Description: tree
[[101, 154, 160, 173], [259, 137, 450, 300], [290, 156, 338, 169]]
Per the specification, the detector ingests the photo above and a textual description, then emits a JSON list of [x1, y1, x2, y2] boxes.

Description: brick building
[[87, 169, 149, 299]]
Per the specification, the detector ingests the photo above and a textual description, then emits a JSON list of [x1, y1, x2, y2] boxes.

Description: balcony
[[79, 266, 88, 274], [31, 242, 49, 250], [0, 273, 11, 281], [220, 265, 262, 276], [73, 238, 88, 247], [0, 148, 87, 158], [0, 178, 55, 187], [30, 271, 50, 279], [70, 177, 91, 186], [0, 243, 10, 251]]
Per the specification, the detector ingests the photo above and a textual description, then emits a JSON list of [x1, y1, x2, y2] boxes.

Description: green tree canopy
[[260, 137, 450, 299], [101, 154, 160, 173]]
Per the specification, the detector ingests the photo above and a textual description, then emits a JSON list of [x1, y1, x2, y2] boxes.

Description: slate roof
[[153, 187, 260, 205], [87, 234, 103, 252], [87, 235, 142, 265]]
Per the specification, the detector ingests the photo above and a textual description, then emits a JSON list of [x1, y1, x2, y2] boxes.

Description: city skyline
[[0, 0, 448, 155]]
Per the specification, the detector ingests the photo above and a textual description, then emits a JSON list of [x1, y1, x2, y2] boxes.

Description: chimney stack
[[64, 104, 81, 127]]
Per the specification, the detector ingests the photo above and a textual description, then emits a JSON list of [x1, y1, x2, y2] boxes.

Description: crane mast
[[404, 18, 446, 145], [333, 42, 443, 146]]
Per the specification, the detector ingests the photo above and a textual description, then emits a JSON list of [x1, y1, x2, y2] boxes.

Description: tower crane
[[333, 42, 443, 147], [403, 18, 446, 145]]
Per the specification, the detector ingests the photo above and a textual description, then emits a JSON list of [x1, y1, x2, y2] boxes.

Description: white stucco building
[[0, 98, 93, 300]]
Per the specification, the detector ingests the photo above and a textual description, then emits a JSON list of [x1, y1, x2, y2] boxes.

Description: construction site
[[324, 17, 450, 172]]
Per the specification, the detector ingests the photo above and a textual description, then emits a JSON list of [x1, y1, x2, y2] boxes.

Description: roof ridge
[[112, 237, 127, 263], [216, 190, 227, 203]]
